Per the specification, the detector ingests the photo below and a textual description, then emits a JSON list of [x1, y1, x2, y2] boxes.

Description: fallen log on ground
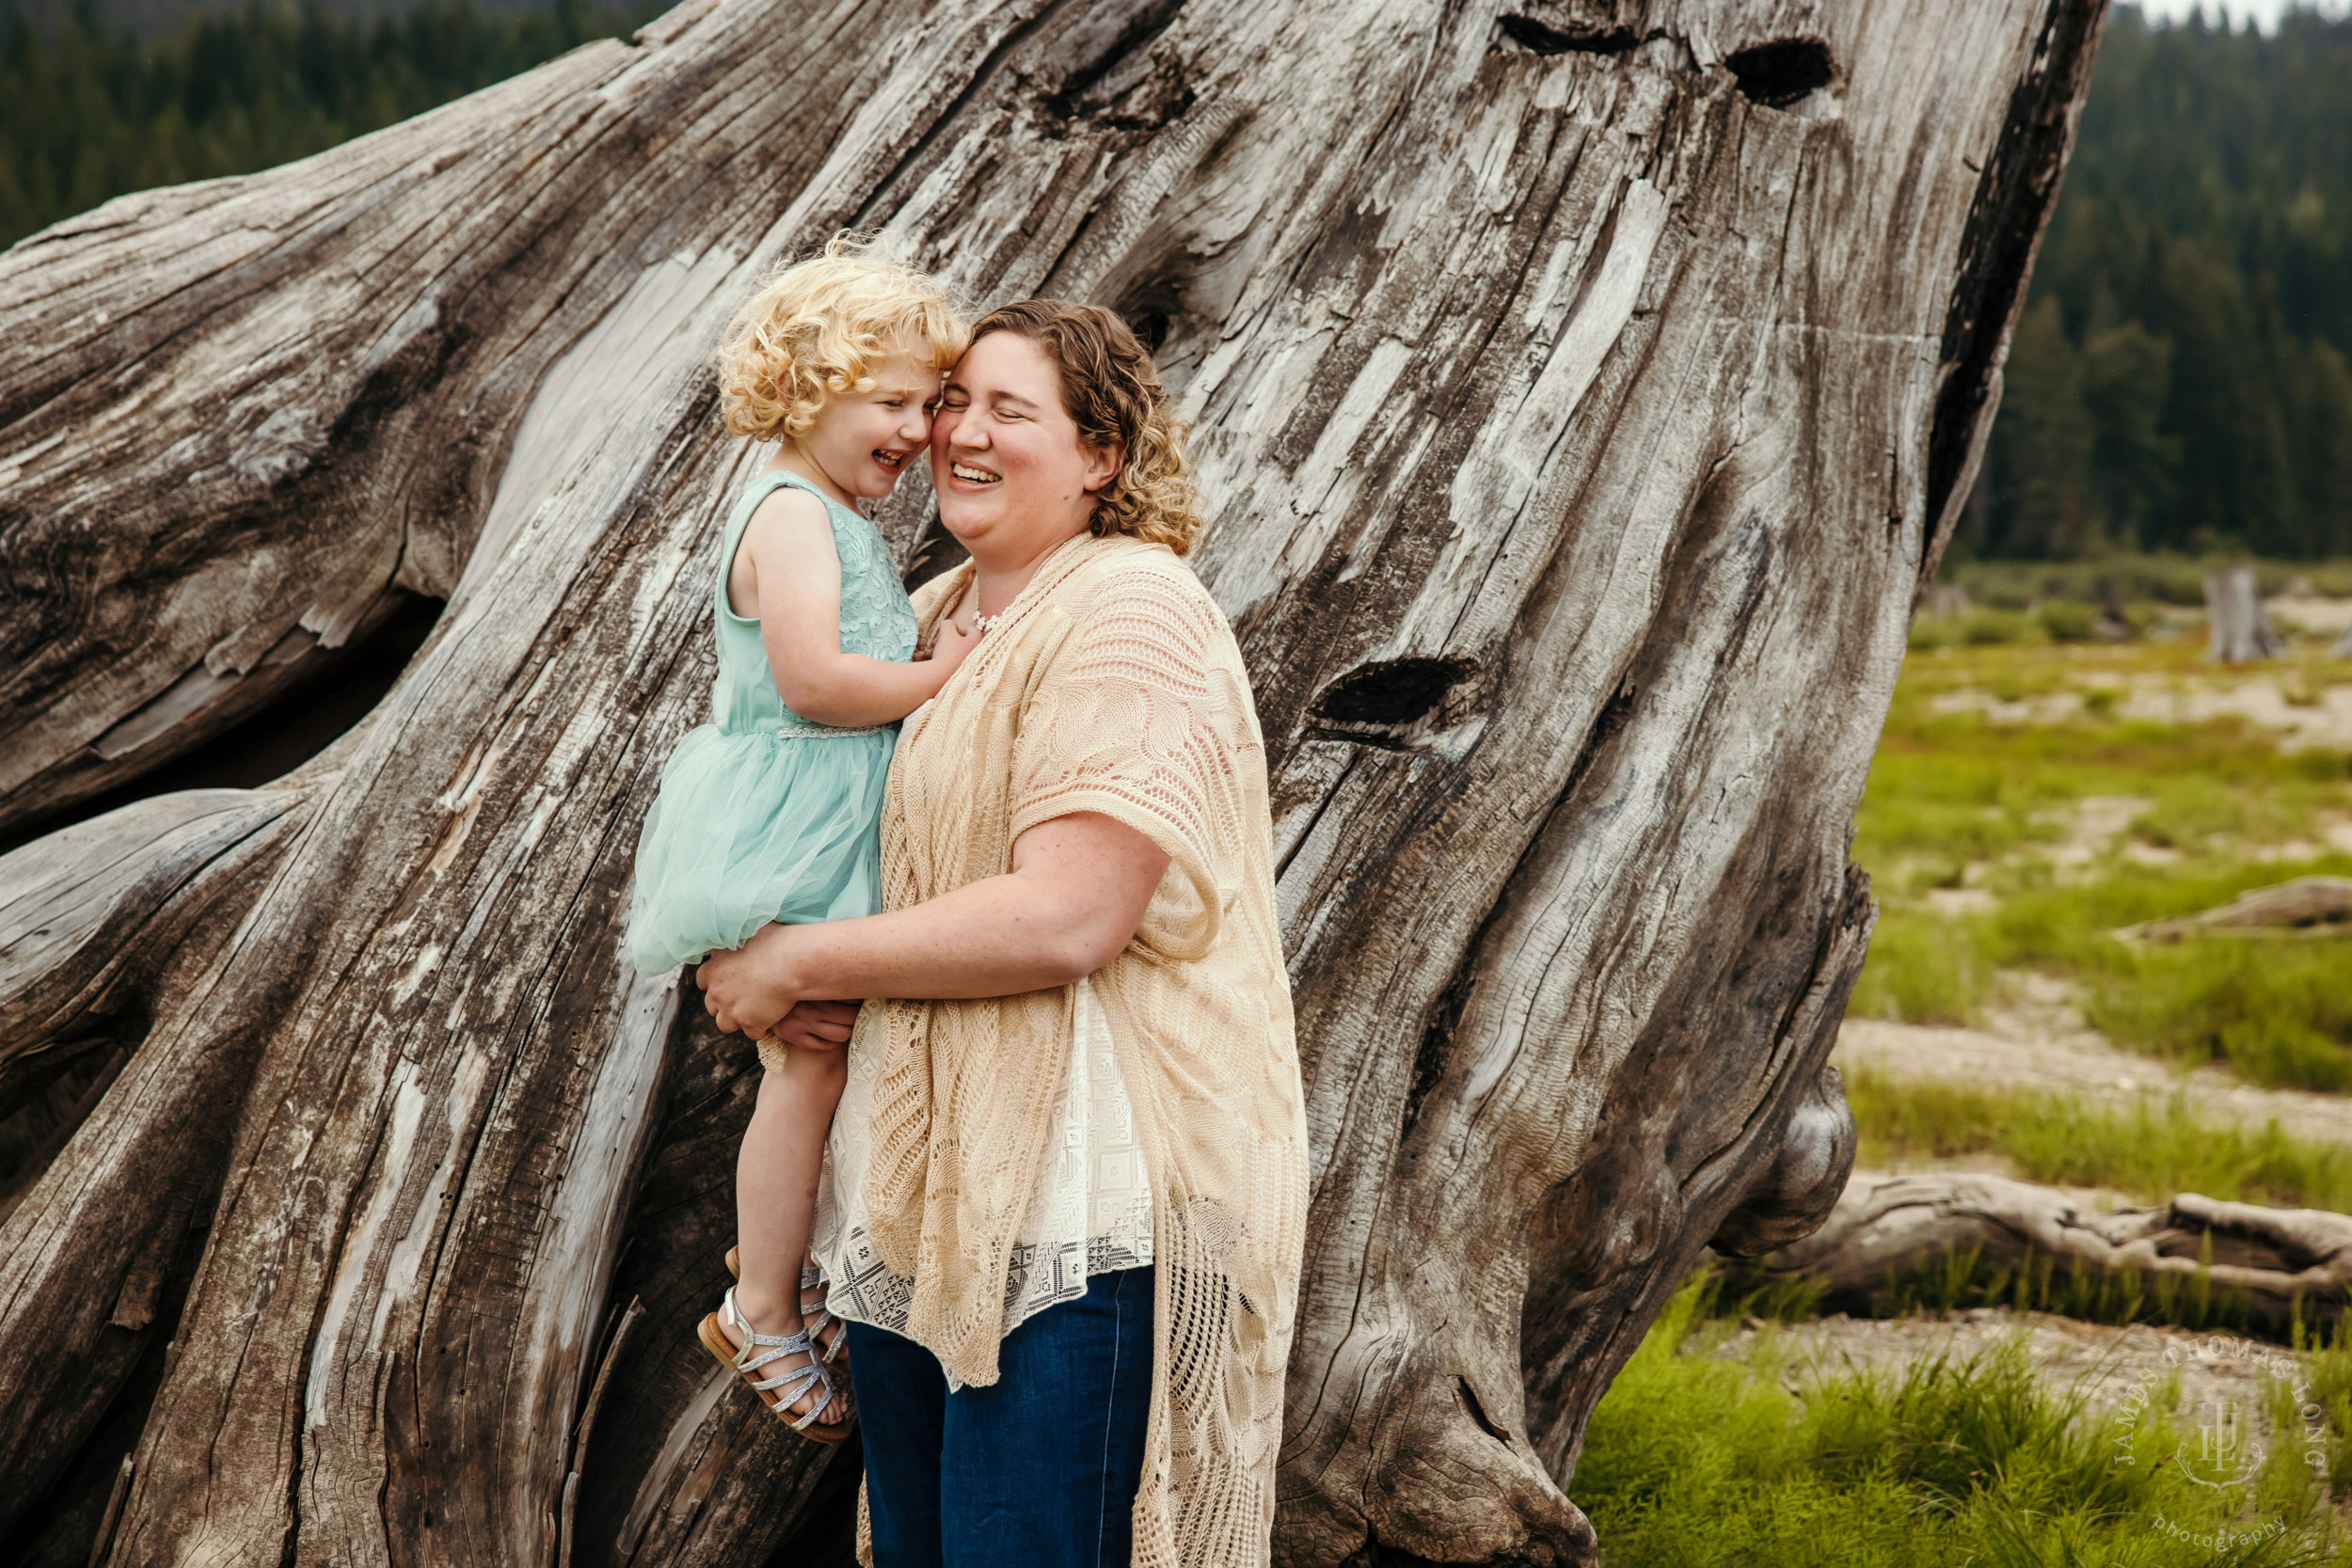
[[2117, 876, 2352, 942], [1750, 1169, 2352, 1336]]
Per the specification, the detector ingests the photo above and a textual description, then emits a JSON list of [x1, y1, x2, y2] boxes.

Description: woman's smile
[[930, 332, 1120, 575]]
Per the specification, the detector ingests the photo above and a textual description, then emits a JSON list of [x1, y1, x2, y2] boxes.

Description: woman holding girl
[[677, 260, 1308, 1568]]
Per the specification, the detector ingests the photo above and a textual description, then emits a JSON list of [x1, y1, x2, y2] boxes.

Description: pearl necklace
[[973, 610, 1006, 634]]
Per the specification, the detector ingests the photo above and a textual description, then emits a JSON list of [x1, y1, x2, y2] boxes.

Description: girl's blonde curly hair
[[966, 300, 1205, 556], [716, 232, 968, 443]]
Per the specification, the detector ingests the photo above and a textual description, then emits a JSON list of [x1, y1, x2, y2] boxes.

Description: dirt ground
[[1928, 673, 2352, 751], [2271, 595, 2352, 636]]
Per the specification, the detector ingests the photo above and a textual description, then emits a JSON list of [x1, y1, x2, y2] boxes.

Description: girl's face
[[930, 331, 1120, 567], [794, 346, 940, 500]]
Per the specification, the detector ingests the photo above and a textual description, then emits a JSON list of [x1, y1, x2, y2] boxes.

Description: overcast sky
[[2133, 0, 2345, 28]]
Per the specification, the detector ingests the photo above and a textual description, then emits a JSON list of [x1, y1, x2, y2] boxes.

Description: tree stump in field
[[2205, 565, 2287, 662], [0, 0, 2106, 1561]]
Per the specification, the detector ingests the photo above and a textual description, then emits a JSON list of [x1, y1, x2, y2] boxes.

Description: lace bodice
[[711, 470, 916, 734]]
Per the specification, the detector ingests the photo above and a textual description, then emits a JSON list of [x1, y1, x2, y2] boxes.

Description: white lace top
[[811, 977, 1152, 1386]]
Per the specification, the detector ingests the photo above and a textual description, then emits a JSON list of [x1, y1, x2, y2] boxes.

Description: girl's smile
[[783, 345, 941, 503]]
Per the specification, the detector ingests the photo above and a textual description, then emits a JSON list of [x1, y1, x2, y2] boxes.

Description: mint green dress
[[628, 470, 917, 975]]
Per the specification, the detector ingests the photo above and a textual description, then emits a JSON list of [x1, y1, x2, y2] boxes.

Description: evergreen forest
[[1967, 5, 2352, 562], [2, 1, 2347, 561], [0, 0, 652, 248]]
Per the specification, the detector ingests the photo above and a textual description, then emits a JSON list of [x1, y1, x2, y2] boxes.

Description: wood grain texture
[[0, 0, 2105, 1560]]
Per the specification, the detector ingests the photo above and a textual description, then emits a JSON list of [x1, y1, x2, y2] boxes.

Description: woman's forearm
[[783, 870, 1104, 1001], [696, 814, 1169, 1038]]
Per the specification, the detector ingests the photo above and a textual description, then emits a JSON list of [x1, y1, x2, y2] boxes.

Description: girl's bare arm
[[739, 489, 977, 726]]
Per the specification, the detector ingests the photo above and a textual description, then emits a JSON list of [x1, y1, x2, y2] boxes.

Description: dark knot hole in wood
[[1114, 267, 1196, 358], [1495, 15, 1641, 56], [1129, 309, 1174, 354], [1309, 656, 1473, 729], [1726, 38, 1836, 108]]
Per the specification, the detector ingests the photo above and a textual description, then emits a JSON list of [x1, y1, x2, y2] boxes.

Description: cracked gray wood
[[0, 0, 2106, 1560], [2118, 875, 2352, 942]]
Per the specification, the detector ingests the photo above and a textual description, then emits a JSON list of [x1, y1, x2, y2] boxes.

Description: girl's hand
[[929, 618, 982, 675]]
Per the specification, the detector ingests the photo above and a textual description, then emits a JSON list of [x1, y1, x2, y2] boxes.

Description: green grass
[[2297, 1317, 2352, 1497], [1936, 553, 2352, 610], [1855, 712, 2351, 871], [1847, 636, 2352, 1089], [1851, 864, 2352, 1090], [1843, 1066, 2352, 1212], [1577, 1271, 2352, 1566]]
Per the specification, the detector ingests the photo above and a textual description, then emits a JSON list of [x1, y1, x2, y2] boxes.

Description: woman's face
[[930, 331, 1120, 566]]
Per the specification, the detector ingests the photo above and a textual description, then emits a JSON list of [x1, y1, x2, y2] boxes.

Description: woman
[[697, 300, 1309, 1568]]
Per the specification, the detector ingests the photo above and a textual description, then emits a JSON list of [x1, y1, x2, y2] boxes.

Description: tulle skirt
[[628, 721, 897, 974]]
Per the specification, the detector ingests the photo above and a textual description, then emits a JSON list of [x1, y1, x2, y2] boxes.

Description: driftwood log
[[2118, 876, 2352, 942], [0, 0, 2106, 1561], [2204, 565, 2287, 663], [1754, 1170, 2352, 1336]]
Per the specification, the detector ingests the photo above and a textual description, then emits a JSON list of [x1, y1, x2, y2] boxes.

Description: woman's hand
[[704, 814, 1170, 1009], [697, 922, 817, 1039]]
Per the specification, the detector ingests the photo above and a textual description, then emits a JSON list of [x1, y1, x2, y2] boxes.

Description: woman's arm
[[739, 489, 978, 726], [696, 813, 1171, 1038]]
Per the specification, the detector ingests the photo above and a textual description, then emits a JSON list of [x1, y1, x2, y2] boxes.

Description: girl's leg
[[938, 1266, 1154, 1568], [716, 1041, 848, 1420], [846, 1320, 948, 1568]]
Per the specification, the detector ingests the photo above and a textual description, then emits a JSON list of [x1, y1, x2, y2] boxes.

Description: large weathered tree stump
[[0, 0, 2106, 1562]]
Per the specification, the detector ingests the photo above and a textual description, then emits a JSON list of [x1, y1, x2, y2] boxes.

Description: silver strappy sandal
[[697, 1286, 853, 1442], [723, 1245, 847, 1363]]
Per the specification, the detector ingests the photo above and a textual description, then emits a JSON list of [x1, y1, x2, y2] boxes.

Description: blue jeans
[[846, 1265, 1153, 1568]]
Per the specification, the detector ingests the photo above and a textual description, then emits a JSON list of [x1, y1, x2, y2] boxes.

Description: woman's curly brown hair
[[966, 300, 1204, 556]]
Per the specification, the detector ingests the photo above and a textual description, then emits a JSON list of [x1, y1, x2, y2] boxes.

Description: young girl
[[628, 235, 975, 1440]]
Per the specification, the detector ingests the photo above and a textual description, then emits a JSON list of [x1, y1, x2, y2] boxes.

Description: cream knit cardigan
[[857, 532, 1309, 1567]]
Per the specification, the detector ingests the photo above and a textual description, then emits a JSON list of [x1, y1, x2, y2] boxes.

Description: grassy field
[[1579, 1271, 2352, 1566], [1846, 1066, 2352, 1213], [1847, 626, 2352, 1092], [1565, 598, 2352, 1565]]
